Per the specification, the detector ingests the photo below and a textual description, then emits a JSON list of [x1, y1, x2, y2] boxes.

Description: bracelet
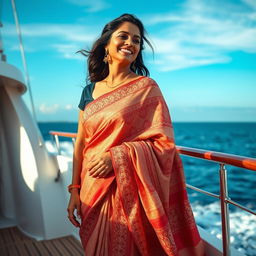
[[68, 184, 81, 193]]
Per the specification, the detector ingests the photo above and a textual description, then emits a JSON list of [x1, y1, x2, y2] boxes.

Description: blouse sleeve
[[78, 83, 94, 110], [78, 87, 87, 110]]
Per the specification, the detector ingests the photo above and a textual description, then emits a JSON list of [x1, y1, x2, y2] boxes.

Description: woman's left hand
[[87, 152, 113, 178]]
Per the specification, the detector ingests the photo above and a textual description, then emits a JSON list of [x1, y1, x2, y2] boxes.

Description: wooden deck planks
[[10, 226, 31, 243], [51, 239, 72, 256], [24, 241, 40, 256], [6, 245, 19, 256], [2, 227, 15, 245], [0, 246, 9, 256], [42, 240, 62, 256], [66, 236, 85, 255], [13, 242, 30, 256], [33, 242, 52, 256], [0, 226, 84, 256], [0, 226, 6, 248]]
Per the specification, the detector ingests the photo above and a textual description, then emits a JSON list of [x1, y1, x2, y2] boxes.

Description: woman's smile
[[119, 47, 133, 55]]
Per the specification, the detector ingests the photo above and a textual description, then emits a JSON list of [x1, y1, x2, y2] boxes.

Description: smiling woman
[[92, 21, 143, 97], [105, 22, 141, 67], [78, 13, 153, 83], [67, 13, 205, 256]]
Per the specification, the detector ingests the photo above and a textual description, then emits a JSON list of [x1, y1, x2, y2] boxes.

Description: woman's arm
[[71, 110, 85, 186], [67, 110, 85, 227]]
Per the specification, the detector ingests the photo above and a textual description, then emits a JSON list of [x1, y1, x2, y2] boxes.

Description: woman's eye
[[133, 39, 140, 44], [119, 35, 128, 39], [118, 34, 140, 44]]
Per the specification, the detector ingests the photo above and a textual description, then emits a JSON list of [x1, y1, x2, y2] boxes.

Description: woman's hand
[[87, 151, 113, 178], [67, 190, 81, 227]]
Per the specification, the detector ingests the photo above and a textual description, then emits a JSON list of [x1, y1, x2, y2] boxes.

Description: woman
[[67, 13, 205, 256]]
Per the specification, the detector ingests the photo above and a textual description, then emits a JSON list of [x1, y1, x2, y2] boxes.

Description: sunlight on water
[[192, 202, 256, 256], [45, 140, 74, 156]]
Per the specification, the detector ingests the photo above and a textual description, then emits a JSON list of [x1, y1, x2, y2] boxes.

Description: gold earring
[[103, 49, 109, 64]]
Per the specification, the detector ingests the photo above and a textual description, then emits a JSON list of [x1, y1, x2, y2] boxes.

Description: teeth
[[120, 48, 132, 54]]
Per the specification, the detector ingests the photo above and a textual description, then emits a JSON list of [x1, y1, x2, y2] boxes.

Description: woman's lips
[[119, 48, 133, 55]]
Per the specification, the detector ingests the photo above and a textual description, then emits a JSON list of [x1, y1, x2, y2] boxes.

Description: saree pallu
[[79, 77, 205, 256]]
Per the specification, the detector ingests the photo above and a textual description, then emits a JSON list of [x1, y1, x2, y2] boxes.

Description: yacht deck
[[0, 226, 83, 256]]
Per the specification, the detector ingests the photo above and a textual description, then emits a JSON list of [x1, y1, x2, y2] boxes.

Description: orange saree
[[79, 77, 205, 256]]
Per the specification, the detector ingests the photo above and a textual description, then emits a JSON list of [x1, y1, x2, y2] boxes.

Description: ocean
[[38, 122, 256, 255]]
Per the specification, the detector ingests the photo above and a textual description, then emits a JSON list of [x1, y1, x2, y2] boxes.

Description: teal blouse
[[78, 83, 96, 110]]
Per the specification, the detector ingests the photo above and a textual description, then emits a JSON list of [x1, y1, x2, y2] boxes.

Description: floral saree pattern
[[79, 77, 204, 256]]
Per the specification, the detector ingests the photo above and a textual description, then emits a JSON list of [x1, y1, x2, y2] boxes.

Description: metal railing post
[[53, 134, 61, 182], [72, 138, 76, 149], [219, 163, 230, 256], [54, 134, 61, 154]]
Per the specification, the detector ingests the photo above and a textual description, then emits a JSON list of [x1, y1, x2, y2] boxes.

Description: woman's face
[[106, 22, 141, 66]]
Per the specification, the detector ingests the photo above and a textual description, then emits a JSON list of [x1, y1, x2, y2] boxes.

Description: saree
[[79, 76, 205, 256]]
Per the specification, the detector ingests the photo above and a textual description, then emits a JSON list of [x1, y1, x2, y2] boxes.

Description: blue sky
[[2, 0, 256, 122]]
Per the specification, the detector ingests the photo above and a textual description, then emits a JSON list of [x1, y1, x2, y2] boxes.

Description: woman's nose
[[124, 37, 133, 45]]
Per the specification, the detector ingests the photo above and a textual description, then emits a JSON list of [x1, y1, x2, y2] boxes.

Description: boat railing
[[49, 130, 256, 256]]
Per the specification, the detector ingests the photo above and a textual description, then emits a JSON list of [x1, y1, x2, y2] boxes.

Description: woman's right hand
[[67, 191, 81, 227]]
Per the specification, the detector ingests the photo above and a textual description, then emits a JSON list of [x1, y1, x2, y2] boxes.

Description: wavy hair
[[78, 13, 153, 83]]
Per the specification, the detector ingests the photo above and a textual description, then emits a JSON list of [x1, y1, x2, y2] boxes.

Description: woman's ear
[[103, 48, 109, 64]]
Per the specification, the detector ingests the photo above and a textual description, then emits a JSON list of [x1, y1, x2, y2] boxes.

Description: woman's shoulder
[[83, 82, 95, 91], [78, 82, 95, 110], [141, 76, 159, 87], [81, 82, 95, 98], [132, 75, 157, 83]]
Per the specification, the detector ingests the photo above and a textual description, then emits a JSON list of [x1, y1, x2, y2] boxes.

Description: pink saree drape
[[79, 77, 205, 256]]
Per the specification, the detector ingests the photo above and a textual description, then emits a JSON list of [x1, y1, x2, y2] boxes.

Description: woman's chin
[[113, 57, 134, 66]]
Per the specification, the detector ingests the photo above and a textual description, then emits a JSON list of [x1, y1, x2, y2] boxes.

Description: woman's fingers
[[74, 199, 81, 219], [67, 205, 81, 227], [77, 205, 82, 219], [99, 169, 111, 178], [88, 152, 113, 178], [86, 159, 98, 171], [90, 164, 106, 177], [68, 214, 80, 227], [88, 161, 101, 175]]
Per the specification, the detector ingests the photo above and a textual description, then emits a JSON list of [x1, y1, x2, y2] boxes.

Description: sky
[[1, 0, 256, 122]]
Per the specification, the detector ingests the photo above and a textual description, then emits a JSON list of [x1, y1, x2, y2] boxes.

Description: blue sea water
[[173, 122, 256, 207], [38, 122, 256, 255]]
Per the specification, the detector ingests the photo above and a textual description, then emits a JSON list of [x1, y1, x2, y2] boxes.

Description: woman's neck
[[106, 63, 131, 83]]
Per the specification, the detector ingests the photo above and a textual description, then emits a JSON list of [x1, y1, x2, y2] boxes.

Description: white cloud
[[3, 0, 256, 71], [151, 55, 231, 72], [3, 23, 97, 42], [3, 23, 97, 56], [39, 103, 60, 114], [38, 103, 76, 114], [65, 104, 74, 110], [243, 0, 256, 9], [145, 0, 256, 71], [146, 15, 187, 25], [52, 43, 85, 59], [67, 0, 110, 12]]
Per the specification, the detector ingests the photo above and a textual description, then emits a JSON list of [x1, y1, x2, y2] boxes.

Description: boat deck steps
[[0, 226, 84, 256]]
